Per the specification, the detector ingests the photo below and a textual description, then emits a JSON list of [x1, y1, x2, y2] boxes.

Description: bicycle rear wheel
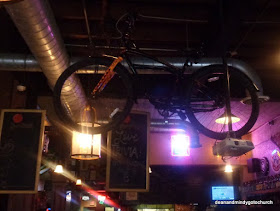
[[186, 65, 259, 140], [53, 57, 134, 134]]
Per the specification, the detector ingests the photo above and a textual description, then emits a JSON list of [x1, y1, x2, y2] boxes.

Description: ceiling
[[1, 0, 280, 100]]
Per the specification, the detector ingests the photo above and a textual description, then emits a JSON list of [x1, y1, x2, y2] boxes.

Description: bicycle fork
[[91, 56, 124, 96]]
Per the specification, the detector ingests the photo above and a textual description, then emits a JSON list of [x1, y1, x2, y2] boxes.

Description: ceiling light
[[54, 164, 63, 174], [224, 164, 233, 173], [71, 122, 101, 160], [171, 134, 190, 157], [66, 191, 71, 202], [98, 195, 106, 204], [76, 179, 82, 186], [215, 113, 240, 124]]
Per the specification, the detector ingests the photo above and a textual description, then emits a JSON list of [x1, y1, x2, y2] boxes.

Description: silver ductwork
[[127, 57, 264, 94], [0, 53, 264, 95], [4, 0, 89, 121]]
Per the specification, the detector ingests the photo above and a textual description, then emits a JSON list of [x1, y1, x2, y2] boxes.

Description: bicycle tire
[[186, 65, 259, 140], [53, 57, 134, 134]]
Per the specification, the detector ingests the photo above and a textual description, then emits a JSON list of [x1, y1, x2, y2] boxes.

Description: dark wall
[[136, 165, 241, 205], [0, 72, 13, 109]]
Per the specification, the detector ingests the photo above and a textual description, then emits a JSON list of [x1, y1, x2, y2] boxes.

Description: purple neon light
[[171, 134, 190, 157]]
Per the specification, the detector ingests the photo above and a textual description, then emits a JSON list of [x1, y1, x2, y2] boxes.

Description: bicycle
[[53, 13, 259, 140]]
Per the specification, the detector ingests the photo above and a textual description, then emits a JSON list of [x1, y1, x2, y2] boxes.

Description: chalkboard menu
[[106, 111, 150, 192], [0, 109, 45, 193]]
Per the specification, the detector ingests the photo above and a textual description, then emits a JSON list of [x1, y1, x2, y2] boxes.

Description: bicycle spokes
[[186, 65, 259, 140], [53, 57, 134, 134]]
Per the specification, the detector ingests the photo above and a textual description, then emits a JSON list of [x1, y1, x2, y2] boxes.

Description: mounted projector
[[213, 138, 254, 157]]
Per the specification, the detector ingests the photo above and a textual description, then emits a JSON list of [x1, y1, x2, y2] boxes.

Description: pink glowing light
[[272, 149, 280, 157], [171, 134, 190, 157]]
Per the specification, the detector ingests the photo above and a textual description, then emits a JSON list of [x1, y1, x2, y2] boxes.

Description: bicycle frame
[[52, 12, 260, 141], [93, 48, 188, 95], [120, 49, 184, 76]]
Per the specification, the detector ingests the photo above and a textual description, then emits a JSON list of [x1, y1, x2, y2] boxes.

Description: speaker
[[247, 158, 261, 173]]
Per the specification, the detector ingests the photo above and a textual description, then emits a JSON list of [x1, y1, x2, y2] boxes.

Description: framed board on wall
[[106, 111, 150, 192], [0, 109, 45, 194]]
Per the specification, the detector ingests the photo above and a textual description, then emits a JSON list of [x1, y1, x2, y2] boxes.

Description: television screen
[[212, 186, 234, 200]]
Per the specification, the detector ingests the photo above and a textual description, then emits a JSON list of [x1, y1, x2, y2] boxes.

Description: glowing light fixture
[[98, 195, 106, 204], [272, 149, 280, 157], [224, 164, 233, 173], [149, 167, 152, 174], [215, 113, 240, 124], [171, 134, 190, 156], [66, 191, 71, 202], [82, 195, 90, 201], [71, 122, 101, 160], [54, 164, 63, 174], [76, 179, 82, 186]]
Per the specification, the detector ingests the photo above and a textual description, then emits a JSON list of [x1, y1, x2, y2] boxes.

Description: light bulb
[[76, 179, 82, 186], [224, 164, 233, 173], [54, 164, 63, 173]]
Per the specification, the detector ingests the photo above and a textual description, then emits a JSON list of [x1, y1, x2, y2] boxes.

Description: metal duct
[[128, 57, 264, 94], [0, 53, 264, 95], [4, 0, 89, 121]]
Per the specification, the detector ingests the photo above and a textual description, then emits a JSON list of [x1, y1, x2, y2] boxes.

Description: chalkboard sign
[[106, 111, 150, 192], [0, 109, 45, 193]]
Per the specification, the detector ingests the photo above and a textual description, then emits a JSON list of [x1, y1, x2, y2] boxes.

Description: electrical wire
[[138, 13, 208, 24], [248, 113, 280, 134], [115, 12, 130, 38]]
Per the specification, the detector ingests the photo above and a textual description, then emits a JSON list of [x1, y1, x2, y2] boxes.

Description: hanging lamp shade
[[215, 112, 240, 124], [71, 106, 101, 160], [71, 122, 101, 160]]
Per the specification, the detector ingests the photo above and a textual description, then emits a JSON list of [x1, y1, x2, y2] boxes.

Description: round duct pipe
[[0, 53, 264, 96], [4, 0, 90, 122]]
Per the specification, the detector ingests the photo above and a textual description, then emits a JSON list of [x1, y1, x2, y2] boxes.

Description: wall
[[149, 132, 251, 166], [0, 72, 13, 109], [251, 115, 280, 177]]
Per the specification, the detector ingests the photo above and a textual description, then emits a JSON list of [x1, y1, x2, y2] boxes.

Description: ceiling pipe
[[0, 53, 264, 95], [128, 57, 264, 94], [4, 0, 90, 121], [81, 0, 94, 47]]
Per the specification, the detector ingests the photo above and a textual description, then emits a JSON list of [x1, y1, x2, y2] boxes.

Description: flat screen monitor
[[212, 186, 234, 200]]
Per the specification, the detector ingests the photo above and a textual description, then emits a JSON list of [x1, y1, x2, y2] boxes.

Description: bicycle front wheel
[[53, 57, 134, 134], [186, 65, 259, 140]]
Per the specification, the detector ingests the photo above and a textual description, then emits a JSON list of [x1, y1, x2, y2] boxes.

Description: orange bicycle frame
[[91, 56, 124, 95]]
